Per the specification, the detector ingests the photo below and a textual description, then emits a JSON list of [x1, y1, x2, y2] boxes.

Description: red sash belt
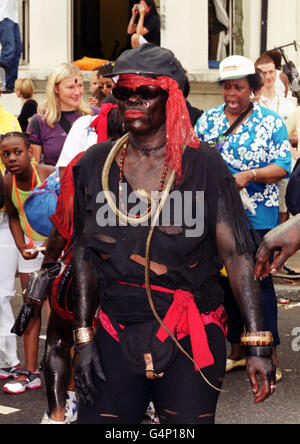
[[99, 282, 227, 371], [155, 289, 215, 370]]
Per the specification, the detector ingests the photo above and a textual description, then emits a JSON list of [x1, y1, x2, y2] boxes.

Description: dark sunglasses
[[112, 85, 162, 101], [99, 83, 113, 90]]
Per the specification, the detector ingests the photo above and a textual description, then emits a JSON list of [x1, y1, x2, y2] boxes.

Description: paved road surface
[[1, 274, 300, 424]]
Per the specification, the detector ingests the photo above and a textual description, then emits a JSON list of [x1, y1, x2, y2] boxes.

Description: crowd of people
[[0, 0, 299, 427]]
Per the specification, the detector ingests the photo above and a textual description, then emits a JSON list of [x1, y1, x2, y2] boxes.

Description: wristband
[[73, 327, 94, 345], [251, 169, 257, 181], [245, 346, 273, 358], [240, 331, 273, 347]]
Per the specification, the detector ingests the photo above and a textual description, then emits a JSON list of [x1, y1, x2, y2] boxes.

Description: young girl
[[0, 131, 54, 394], [0, 85, 22, 381]]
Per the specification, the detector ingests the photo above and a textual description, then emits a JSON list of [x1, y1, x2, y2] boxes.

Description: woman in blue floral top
[[195, 55, 291, 382]]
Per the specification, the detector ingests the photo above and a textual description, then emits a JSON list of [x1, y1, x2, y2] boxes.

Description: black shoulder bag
[[210, 103, 253, 151]]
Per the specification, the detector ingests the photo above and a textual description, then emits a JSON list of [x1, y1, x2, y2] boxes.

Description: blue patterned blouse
[[195, 102, 291, 230]]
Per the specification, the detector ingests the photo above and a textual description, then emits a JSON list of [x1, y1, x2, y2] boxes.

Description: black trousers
[[77, 322, 226, 424]]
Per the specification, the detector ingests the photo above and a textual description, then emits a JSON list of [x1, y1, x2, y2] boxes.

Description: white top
[[259, 93, 296, 122], [56, 115, 98, 168], [0, 0, 19, 23], [275, 70, 286, 98]]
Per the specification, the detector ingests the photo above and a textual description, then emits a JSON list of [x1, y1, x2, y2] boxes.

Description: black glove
[[74, 341, 107, 406]]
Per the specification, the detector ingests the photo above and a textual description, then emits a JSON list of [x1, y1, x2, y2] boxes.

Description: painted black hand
[[74, 341, 107, 406]]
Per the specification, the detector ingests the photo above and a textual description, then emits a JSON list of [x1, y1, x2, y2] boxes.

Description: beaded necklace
[[129, 136, 166, 154], [118, 142, 169, 219]]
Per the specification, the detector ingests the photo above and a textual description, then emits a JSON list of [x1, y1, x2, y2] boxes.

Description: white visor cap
[[219, 55, 255, 81]]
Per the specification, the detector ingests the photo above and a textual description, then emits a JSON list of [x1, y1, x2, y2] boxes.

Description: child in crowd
[[89, 85, 106, 108], [97, 62, 115, 96], [88, 63, 115, 107], [0, 131, 53, 394], [15, 78, 38, 132], [88, 71, 100, 106], [89, 70, 99, 94]]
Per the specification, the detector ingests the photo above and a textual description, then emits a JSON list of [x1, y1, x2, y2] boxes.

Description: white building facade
[[14, 0, 300, 110]]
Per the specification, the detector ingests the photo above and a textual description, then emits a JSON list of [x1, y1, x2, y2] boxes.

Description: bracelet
[[240, 331, 273, 347], [251, 169, 257, 181], [245, 346, 273, 358], [73, 327, 94, 345]]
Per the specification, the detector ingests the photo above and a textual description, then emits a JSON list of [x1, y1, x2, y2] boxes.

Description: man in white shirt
[[0, 0, 22, 93], [255, 54, 296, 223], [256, 54, 295, 121]]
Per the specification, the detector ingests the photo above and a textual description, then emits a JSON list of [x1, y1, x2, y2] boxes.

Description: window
[[19, 0, 29, 64], [209, 0, 242, 66]]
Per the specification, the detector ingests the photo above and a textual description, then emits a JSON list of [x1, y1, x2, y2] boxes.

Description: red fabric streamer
[[116, 74, 200, 183], [155, 289, 215, 370], [90, 103, 118, 142], [50, 151, 84, 240]]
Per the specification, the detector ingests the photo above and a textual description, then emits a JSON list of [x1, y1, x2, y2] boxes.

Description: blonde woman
[[15, 78, 38, 132], [27, 63, 99, 165]]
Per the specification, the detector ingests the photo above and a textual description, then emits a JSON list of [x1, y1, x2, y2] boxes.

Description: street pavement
[[216, 302, 300, 424], [1, 255, 300, 425]]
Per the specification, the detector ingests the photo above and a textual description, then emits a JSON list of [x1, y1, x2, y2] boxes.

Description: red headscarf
[[90, 103, 118, 142], [116, 74, 200, 183]]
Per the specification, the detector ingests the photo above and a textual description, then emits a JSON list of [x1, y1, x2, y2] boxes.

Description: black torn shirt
[[72, 140, 255, 325]]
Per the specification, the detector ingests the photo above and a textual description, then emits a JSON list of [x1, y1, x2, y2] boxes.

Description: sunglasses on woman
[[112, 85, 163, 101]]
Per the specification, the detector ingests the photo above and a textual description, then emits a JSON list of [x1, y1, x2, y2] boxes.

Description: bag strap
[[41, 245, 73, 274], [222, 103, 253, 138], [58, 244, 73, 263], [58, 113, 73, 135]]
